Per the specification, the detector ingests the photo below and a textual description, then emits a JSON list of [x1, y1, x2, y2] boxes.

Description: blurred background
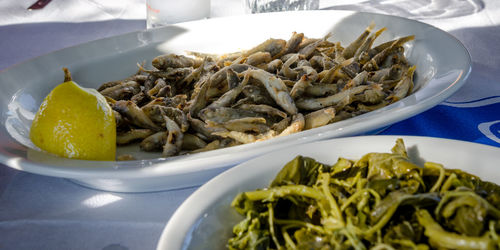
[[0, 0, 487, 70]]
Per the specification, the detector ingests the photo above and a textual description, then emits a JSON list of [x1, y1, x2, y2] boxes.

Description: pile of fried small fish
[[98, 23, 416, 158], [228, 139, 500, 250]]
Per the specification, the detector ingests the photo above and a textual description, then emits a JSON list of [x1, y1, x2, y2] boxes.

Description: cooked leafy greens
[[228, 139, 500, 249]]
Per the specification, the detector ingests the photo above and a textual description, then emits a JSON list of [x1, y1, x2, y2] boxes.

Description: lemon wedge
[[30, 68, 116, 161]]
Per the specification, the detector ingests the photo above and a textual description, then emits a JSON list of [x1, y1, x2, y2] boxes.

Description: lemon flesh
[[30, 81, 116, 161]]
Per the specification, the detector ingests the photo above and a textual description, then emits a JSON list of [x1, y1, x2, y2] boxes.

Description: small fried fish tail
[[342, 22, 376, 59]]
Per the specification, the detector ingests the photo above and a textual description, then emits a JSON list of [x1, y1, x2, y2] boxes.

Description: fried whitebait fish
[[97, 24, 416, 159]]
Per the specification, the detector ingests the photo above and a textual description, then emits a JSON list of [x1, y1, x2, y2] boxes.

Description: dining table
[[0, 0, 499, 249]]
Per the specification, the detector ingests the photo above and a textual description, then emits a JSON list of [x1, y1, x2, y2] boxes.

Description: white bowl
[[0, 10, 470, 192], [158, 135, 500, 250]]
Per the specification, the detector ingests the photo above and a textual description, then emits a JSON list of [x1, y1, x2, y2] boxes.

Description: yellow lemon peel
[[30, 68, 116, 161]]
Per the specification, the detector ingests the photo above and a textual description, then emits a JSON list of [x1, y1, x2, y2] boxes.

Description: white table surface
[[1, 0, 499, 249]]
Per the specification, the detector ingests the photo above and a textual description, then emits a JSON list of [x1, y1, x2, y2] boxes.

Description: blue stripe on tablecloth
[[381, 101, 500, 147]]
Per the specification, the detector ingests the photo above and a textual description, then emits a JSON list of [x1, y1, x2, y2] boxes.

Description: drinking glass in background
[[244, 0, 319, 13], [146, 0, 211, 28]]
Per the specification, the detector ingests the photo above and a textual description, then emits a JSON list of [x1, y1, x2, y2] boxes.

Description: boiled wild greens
[[228, 139, 500, 249]]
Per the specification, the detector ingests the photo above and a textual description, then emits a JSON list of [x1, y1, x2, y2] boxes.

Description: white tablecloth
[[1, 0, 499, 249]]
